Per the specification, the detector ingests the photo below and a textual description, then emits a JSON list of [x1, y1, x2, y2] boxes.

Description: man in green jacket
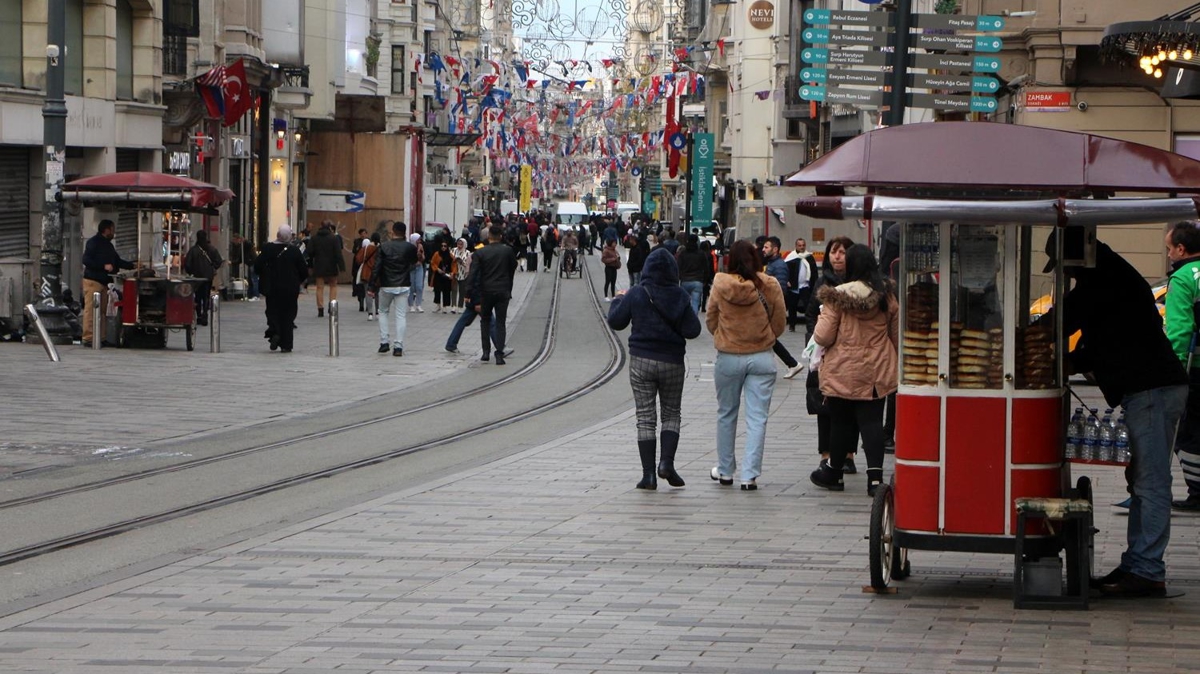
[[1165, 221, 1200, 511]]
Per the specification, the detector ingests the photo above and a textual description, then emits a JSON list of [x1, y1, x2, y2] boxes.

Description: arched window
[[116, 0, 134, 99], [0, 0, 20, 86]]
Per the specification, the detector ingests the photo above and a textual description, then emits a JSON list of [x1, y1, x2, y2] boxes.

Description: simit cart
[[62, 172, 234, 351], [787, 122, 1200, 608]]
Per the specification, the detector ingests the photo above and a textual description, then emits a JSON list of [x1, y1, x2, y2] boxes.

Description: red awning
[[62, 171, 235, 210], [784, 122, 1200, 196]]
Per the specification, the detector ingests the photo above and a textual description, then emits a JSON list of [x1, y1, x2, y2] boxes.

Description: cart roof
[[784, 122, 1200, 196], [62, 171, 234, 211]]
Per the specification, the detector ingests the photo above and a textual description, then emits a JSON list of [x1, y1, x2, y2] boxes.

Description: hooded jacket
[[607, 248, 701, 364], [309, 227, 345, 277], [813, 280, 899, 401], [705, 271, 786, 354]]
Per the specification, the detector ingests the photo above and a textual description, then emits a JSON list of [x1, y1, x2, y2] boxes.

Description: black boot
[[637, 439, 657, 490], [809, 459, 845, 491], [657, 430, 686, 487], [867, 468, 884, 497]]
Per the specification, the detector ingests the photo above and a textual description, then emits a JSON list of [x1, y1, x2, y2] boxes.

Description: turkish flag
[[220, 59, 254, 127]]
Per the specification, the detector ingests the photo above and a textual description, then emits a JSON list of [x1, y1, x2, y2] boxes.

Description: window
[[391, 45, 406, 93], [116, 0, 133, 99], [65, 0, 83, 95], [163, 0, 199, 76], [0, 0, 20, 86]]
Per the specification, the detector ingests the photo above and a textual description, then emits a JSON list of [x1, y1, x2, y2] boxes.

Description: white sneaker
[[784, 364, 805, 380], [408, 306, 416, 313], [367, 314, 375, 321], [450, 308, 457, 314], [417, 306, 424, 313], [434, 305, 441, 313]]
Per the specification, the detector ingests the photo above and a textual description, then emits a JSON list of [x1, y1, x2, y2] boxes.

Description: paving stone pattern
[[2, 333, 1200, 672]]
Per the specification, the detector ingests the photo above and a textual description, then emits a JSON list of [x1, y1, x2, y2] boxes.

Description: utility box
[[0, 257, 33, 326], [423, 185, 471, 232]]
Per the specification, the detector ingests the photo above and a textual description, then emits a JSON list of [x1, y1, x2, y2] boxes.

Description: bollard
[[328, 299, 339, 357], [209, 293, 220, 353], [23, 304, 61, 362], [92, 291, 102, 351]]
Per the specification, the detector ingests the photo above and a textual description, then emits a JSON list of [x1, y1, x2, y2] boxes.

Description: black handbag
[[805, 369, 829, 415]]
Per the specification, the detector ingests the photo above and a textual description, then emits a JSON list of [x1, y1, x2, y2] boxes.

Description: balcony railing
[[164, 30, 189, 77]]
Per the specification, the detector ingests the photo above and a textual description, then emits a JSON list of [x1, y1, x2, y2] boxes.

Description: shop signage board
[[690, 133, 715, 224], [519, 164, 532, 213]]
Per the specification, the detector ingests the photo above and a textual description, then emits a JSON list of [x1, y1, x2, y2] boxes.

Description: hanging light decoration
[[1102, 3, 1200, 78]]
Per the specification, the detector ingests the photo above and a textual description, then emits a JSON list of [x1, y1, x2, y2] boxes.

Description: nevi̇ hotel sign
[[749, 0, 775, 30]]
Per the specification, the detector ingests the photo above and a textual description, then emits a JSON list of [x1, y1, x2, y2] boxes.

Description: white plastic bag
[[802, 336, 825, 372]]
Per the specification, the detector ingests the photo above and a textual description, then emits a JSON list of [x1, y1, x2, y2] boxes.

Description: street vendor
[[1046, 227, 1187, 598], [81, 219, 135, 347]]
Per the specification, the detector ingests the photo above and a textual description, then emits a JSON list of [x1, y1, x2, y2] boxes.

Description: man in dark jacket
[[1048, 228, 1188, 597], [254, 225, 309, 352], [784, 237, 817, 331], [81, 218, 135, 347], [471, 225, 519, 364], [369, 220, 418, 356], [762, 236, 804, 379], [309, 221, 345, 317], [183, 229, 224, 326]]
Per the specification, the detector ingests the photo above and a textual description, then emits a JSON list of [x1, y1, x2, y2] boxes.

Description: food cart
[[787, 122, 1200, 608], [62, 172, 234, 350]]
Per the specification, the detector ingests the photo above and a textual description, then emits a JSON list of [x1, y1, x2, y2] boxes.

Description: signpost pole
[[885, 0, 913, 127], [684, 131, 693, 233]]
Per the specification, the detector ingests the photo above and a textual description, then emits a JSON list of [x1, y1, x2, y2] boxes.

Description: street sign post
[[690, 133, 714, 226], [801, 68, 887, 87], [913, 33, 1003, 53], [802, 47, 891, 67], [800, 85, 886, 107], [908, 93, 999, 113], [911, 73, 1001, 94], [801, 27, 893, 47], [912, 13, 1004, 31], [910, 53, 1002, 73], [803, 8, 893, 26]]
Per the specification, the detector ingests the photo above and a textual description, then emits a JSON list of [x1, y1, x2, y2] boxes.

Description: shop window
[[116, 0, 133, 99], [391, 45, 406, 94], [64, 0, 84, 95], [0, 0, 20, 86]]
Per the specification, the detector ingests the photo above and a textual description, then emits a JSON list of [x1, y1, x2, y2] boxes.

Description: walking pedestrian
[[407, 233, 427, 312], [601, 239, 621, 300], [357, 232, 380, 320], [806, 236, 854, 471], [183, 229, 223, 326], [471, 225, 519, 364], [761, 236, 804, 380], [254, 225, 308, 352], [370, 222, 419, 356], [351, 227, 369, 312], [706, 239, 787, 490], [81, 219, 135, 347], [450, 238, 472, 313], [429, 240, 457, 312], [676, 234, 710, 315], [309, 221, 345, 317], [608, 247, 702, 490], [540, 225, 557, 272], [627, 235, 649, 286], [784, 237, 817, 331], [807, 244, 899, 496]]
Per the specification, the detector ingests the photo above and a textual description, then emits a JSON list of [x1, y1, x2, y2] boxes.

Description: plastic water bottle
[[1098, 411, 1115, 462], [1082, 409, 1101, 461], [1065, 408, 1084, 460], [1115, 413, 1131, 464]]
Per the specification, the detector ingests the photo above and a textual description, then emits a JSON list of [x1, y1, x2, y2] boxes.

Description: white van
[[499, 200, 519, 216], [552, 201, 590, 227], [615, 202, 640, 220]]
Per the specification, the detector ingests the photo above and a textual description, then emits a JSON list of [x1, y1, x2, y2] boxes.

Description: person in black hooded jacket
[[607, 247, 703, 490]]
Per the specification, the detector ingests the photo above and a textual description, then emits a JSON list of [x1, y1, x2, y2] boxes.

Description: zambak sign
[[690, 133, 715, 224]]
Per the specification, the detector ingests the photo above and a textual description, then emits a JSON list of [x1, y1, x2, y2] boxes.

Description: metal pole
[[24, 305, 61, 362], [885, 0, 914, 127], [328, 299, 339, 357], [684, 130, 693, 233], [91, 291, 101, 351], [209, 293, 220, 353]]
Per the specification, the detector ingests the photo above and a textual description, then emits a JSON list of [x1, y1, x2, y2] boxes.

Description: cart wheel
[[869, 482, 899, 591], [185, 325, 195, 351]]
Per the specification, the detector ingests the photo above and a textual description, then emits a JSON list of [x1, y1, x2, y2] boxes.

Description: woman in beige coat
[[809, 244, 899, 496], [706, 240, 787, 490]]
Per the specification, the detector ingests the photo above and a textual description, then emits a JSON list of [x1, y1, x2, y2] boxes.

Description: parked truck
[[423, 185, 471, 233]]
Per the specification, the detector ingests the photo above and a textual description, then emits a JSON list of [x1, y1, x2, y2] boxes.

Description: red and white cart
[[788, 122, 1200, 608]]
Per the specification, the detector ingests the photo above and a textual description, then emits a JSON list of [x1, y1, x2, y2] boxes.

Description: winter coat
[[676, 249, 710, 284], [356, 242, 377, 284], [184, 242, 223, 281], [309, 228, 345, 277], [627, 241, 649, 273], [813, 280, 899, 401], [805, 266, 844, 343], [254, 242, 308, 299], [607, 248, 701, 364], [705, 271, 786, 354], [601, 245, 621, 269], [371, 238, 418, 289], [429, 249, 458, 282]]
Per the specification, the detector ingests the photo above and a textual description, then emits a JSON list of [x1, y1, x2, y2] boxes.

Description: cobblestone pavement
[[0, 273, 537, 477], [1, 314, 1199, 672]]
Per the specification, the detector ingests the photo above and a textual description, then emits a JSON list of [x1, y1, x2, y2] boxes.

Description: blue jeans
[[681, 280, 703, 315], [1120, 384, 1188, 582], [714, 349, 777, 482], [445, 303, 497, 350], [377, 287, 410, 348], [408, 267, 425, 307]]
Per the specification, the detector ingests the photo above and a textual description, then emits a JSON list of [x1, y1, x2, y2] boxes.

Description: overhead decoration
[[1102, 3, 1200, 79]]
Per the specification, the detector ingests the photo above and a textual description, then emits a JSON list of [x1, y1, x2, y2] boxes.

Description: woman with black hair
[[808, 243, 899, 496], [805, 236, 854, 470], [707, 239, 787, 490]]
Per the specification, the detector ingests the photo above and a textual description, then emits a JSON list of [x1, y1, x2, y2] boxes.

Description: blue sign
[[509, 165, 519, 174], [631, 166, 642, 177], [669, 132, 687, 150], [345, 190, 365, 213]]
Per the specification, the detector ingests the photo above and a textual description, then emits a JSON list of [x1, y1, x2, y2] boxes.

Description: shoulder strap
[[640, 286, 686, 339]]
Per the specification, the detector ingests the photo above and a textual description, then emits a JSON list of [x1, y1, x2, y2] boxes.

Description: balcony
[[164, 30, 189, 77], [782, 75, 814, 120]]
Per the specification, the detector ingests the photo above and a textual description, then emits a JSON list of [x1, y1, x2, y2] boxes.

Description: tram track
[[0, 259, 626, 567]]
